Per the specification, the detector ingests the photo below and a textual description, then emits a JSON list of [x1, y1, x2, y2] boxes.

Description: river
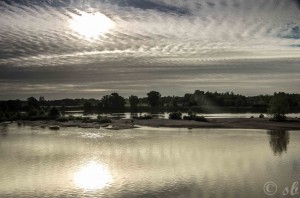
[[0, 124, 299, 197]]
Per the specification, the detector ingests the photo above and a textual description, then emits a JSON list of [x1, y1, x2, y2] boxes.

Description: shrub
[[183, 115, 194, 120], [68, 115, 76, 121], [259, 114, 265, 118], [169, 112, 182, 120], [82, 117, 91, 123], [187, 109, 195, 117], [271, 114, 287, 122], [194, 116, 208, 122], [29, 116, 48, 121], [10, 112, 22, 120], [268, 92, 289, 122], [133, 114, 153, 120], [27, 107, 39, 117], [97, 117, 112, 124], [75, 116, 84, 121], [56, 117, 69, 122], [39, 109, 47, 116], [48, 107, 60, 119]]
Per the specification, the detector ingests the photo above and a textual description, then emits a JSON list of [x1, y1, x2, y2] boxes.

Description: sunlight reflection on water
[[1, 125, 300, 197], [73, 161, 112, 190]]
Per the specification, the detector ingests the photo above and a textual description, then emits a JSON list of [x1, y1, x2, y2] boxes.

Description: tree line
[[0, 90, 299, 122]]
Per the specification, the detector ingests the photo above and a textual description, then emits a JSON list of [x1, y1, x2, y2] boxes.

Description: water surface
[[0, 124, 300, 197]]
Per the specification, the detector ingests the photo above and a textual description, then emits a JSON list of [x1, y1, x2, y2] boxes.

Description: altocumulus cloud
[[0, 0, 300, 99]]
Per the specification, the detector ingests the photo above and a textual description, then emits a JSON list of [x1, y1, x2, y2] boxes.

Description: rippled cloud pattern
[[1, 0, 300, 98]]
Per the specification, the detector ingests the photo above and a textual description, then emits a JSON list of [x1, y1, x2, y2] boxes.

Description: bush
[[271, 114, 287, 122], [268, 92, 289, 122], [194, 116, 208, 122], [184, 114, 208, 122], [97, 117, 112, 124], [259, 114, 265, 118], [56, 117, 69, 122], [183, 115, 194, 120], [48, 107, 60, 119], [29, 116, 48, 121], [133, 114, 153, 120], [10, 112, 22, 120], [27, 107, 39, 117], [75, 116, 84, 121], [169, 112, 182, 120], [0, 112, 8, 122], [39, 109, 46, 116], [82, 117, 91, 123], [68, 115, 76, 121], [187, 109, 195, 117]]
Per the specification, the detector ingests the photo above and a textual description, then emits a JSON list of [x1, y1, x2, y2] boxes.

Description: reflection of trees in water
[[268, 130, 289, 155], [0, 125, 8, 137]]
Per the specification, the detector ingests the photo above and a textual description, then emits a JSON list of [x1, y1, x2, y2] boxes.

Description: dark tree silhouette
[[192, 90, 205, 106], [101, 95, 110, 110], [110, 93, 125, 109], [100, 93, 125, 110], [0, 125, 8, 137], [171, 97, 178, 107], [147, 91, 161, 107], [268, 92, 289, 121], [27, 97, 40, 110], [39, 96, 46, 107], [169, 111, 182, 120], [129, 95, 139, 109], [27, 107, 39, 117], [48, 107, 60, 118], [83, 101, 94, 112], [268, 130, 290, 155]]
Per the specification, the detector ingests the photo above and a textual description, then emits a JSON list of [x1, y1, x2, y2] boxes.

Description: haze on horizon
[[1, 0, 300, 100]]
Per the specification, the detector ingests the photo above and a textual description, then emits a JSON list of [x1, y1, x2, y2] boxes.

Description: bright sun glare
[[73, 161, 112, 190], [70, 11, 114, 39]]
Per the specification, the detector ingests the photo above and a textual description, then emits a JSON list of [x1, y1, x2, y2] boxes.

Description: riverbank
[[2, 117, 300, 130], [125, 118, 300, 130]]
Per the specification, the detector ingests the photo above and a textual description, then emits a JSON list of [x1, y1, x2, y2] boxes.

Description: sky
[[1, 0, 300, 99]]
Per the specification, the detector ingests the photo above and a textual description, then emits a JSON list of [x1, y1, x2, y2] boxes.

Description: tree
[[192, 90, 205, 106], [171, 97, 178, 107], [83, 101, 94, 112], [147, 91, 161, 107], [39, 96, 46, 107], [109, 93, 125, 109], [27, 107, 39, 117], [101, 93, 125, 110], [169, 111, 182, 120], [27, 97, 40, 110], [129, 95, 139, 109], [101, 95, 110, 110], [48, 107, 60, 118], [268, 92, 289, 121]]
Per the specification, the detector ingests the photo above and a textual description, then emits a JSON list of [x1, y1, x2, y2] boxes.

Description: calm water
[[0, 124, 300, 198]]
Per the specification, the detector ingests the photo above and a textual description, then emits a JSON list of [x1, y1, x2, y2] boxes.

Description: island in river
[[3, 117, 300, 131]]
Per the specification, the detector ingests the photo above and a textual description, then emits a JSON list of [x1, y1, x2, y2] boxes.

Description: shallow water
[[0, 124, 300, 198]]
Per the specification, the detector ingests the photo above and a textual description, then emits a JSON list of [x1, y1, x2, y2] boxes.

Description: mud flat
[[122, 118, 300, 130]]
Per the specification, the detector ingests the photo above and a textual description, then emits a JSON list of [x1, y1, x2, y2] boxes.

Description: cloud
[[1, 0, 300, 98]]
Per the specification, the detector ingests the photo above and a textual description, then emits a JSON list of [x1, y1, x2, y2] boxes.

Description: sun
[[70, 11, 114, 39], [73, 161, 112, 190]]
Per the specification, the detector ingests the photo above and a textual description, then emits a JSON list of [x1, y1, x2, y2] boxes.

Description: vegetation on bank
[[168, 110, 208, 122], [268, 92, 289, 121], [0, 90, 299, 123]]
